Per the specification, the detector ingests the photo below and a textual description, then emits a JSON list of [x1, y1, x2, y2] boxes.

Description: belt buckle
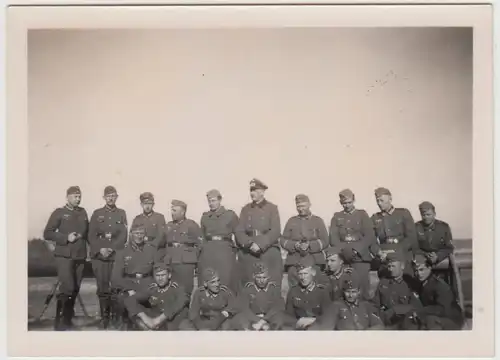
[[136, 274, 143, 279], [105, 232, 112, 240], [345, 235, 354, 242], [172, 242, 181, 248], [387, 237, 398, 244], [212, 236, 222, 241]]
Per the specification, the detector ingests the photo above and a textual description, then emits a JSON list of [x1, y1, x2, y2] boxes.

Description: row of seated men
[[108, 223, 464, 331], [43, 179, 458, 331]]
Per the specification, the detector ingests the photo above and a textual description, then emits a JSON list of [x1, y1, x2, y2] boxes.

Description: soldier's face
[[250, 188, 265, 202], [420, 209, 436, 225], [207, 196, 221, 211], [298, 267, 315, 287], [414, 263, 432, 282], [326, 254, 343, 273], [340, 198, 355, 212], [131, 230, 146, 244], [155, 270, 171, 287], [387, 260, 404, 278], [296, 201, 311, 216], [141, 201, 154, 213], [254, 273, 270, 288], [206, 277, 221, 293], [171, 206, 185, 221], [343, 288, 360, 304], [104, 193, 118, 207], [376, 195, 392, 211], [67, 193, 81, 207]]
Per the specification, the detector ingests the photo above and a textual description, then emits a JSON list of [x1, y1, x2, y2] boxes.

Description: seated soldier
[[415, 201, 455, 270], [232, 262, 286, 331], [372, 251, 423, 330], [179, 268, 239, 330], [411, 254, 464, 330], [123, 262, 190, 330], [283, 257, 332, 330], [310, 272, 385, 330], [110, 224, 161, 330]]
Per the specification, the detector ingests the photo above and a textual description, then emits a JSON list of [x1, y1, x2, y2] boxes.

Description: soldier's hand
[[249, 243, 261, 254], [294, 242, 302, 251], [378, 251, 387, 261], [296, 317, 316, 329], [99, 248, 110, 257], [128, 290, 136, 296], [300, 242, 309, 252], [221, 310, 230, 318], [68, 232, 78, 243], [427, 252, 438, 264]]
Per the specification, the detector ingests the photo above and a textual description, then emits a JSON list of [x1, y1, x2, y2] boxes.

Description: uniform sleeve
[[151, 215, 167, 249], [222, 287, 239, 316], [235, 207, 252, 248], [87, 210, 102, 257], [402, 209, 417, 253], [436, 223, 454, 263], [360, 210, 377, 251], [43, 209, 68, 245], [369, 214, 381, 255], [187, 220, 203, 246], [110, 252, 127, 290], [285, 289, 296, 318], [420, 282, 457, 318], [188, 289, 203, 327], [308, 302, 339, 330], [263, 286, 286, 321], [124, 289, 152, 317], [114, 210, 128, 249], [367, 303, 385, 329], [372, 285, 394, 323], [309, 217, 328, 253], [81, 209, 90, 241], [163, 286, 190, 321], [279, 218, 298, 253], [329, 214, 341, 246], [253, 205, 281, 252]]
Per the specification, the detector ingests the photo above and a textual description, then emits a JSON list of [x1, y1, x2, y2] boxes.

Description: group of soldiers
[[42, 178, 464, 331]]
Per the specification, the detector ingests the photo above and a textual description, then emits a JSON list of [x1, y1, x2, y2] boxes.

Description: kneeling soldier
[[283, 257, 332, 330], [411, 254, 464, 330], [233, 262, 286, 331], [372, 251, 423, 329], [110, 224, 161, 329], [179, 268, 238, 330], [124, 262, 190, 330], [310, 272, 384, 330]]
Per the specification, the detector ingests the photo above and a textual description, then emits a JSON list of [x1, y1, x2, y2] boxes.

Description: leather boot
[[54, 298, 65, 331], [62, 295, 76, 330], [98, 297, 110, 330]]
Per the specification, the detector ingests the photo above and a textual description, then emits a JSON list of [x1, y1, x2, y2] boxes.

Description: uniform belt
[[167, 242, 195, 248], [206, 235, 231, 241], [99, 233, 113, 240], [124, 273, 151, 279], [246, 230, 269, 237]]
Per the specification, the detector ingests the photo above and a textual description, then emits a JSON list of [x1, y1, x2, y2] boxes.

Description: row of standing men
[[43, 178, 460, 331]]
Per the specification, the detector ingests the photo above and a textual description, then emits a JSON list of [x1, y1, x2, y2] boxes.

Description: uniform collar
[[301, 282, 316, 293], [255, 282, 272, 292], [331, 267, 345, 280], [298, 212, 312, 220], [65, 204, 79, 211], [173, 218, 185, 224], [209, 206, 226, 217], [343, 208, 356, 215], [142, 211, 155, 218], [423, 220, 436, 230], [205, 288, 219, 298], [345, 299, 360, 308], [390, 275, 404, 284], [382, 206, 395, 216], [251, 199, 268, 208], [105, 205, 117, 212], [155, 282, 171, 293]]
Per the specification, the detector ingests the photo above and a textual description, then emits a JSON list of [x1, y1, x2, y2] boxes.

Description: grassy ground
[[27, 238, 473, 331]]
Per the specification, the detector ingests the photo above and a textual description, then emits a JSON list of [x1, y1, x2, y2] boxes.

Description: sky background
[[27, 27, 472, 240]]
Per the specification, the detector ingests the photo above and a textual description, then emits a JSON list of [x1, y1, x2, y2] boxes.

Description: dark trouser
[[54, 257, 85, 330], [286, 264, 328, 288], [129, 307, 189, 331], [91, 259, 114, 328], [172, 264, 196, 296], [238, 247, 283, 291]]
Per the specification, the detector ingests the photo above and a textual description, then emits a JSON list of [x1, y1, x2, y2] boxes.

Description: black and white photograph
[[6, 3, 495, 358]]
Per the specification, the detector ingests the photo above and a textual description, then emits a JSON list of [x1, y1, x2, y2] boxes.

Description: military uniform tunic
[[163, 218, 203, 295], [326, 266, 360, 302], [415, 219, 454, 264], [310, 300, 384, 330], [88, 206, 128, 299], [235, 200, 283, 288], [280, 214, 329, 286], [199, 207, 239, 292], [43, 205, 89, 298], [124, 281, 190, 330], [180, 285, 239, 330], [131, 212, 167, 248], [284, 282, 331, 328]]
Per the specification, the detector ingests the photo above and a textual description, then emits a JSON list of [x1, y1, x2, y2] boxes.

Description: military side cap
[[250, 178, 268, 190], [342, 273, 361, 290], [419, 201, 435, 211], [339, 189, 355, 200], [253, 261, 269, 276], [296, 256, 315, 270], [130, 223, 146, 233], [66, 186, 81, 195], [206, 189, 222, 198], [324, 246, 343, 259], [171, 199, 187, 209], [340, 245, 359, 263], [140, 192, 154, 202], [104, 185, 117, 196], [154, 262, 172, 273], [295, 194, 310, 203], [412, 253, 430, 267], [202, 268, 219, 282], [374, 187, 392, 197], [386, 250, 406, 263]]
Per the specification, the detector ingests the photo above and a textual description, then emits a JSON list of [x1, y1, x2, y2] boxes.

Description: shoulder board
[[171, 282, 179, 288], [245, 282, 256, 288], [220, 285, 231, 293], [316, 284, 326, 289], [202, 211, 211, 216], [197, 286, 205, 291], [267, 281, 277, 287]]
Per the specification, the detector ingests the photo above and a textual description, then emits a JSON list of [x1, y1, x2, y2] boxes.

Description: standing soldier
[[235, 179, 282, 290], [232, 262, 286, 331], [411, 254, 464, 330], [199, 189, 239, 293], [179, 268, 239, 330], [283, 257, 332, 330], [43, 186, 89, 331], [309, 273, 385, 330], [372, 251, 423, 329], [329, 189, 376, 287], [371, 187, 418, 277], [164, 199, 203, 297], [131, 192, 167, 250], [280, 194, 329, 288], [110, 224, 161, 330], [123, 262, 190, 331], [88, 185, 128, 329], [415, 201, 454, 267]]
